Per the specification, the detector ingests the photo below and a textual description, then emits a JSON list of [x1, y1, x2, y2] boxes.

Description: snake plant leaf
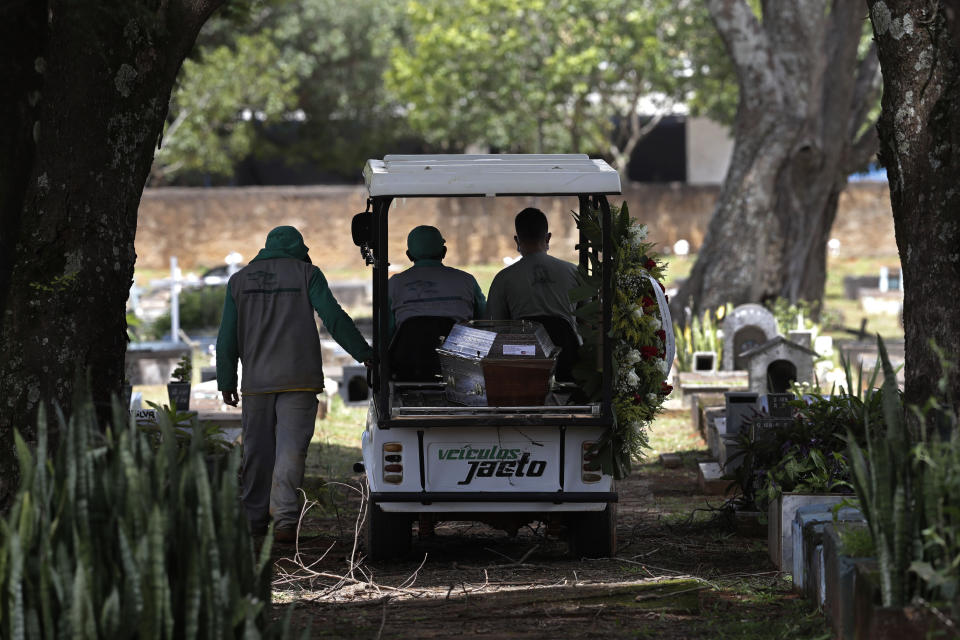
[[99, 588, 121, 639], [8, 531, 25, 640]]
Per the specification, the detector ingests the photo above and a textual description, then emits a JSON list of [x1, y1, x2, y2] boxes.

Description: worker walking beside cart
[[216, 225, 372, 542]]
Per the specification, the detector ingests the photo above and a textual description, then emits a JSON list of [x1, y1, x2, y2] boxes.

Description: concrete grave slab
[[660, 453, 683, 469], [125, 341, 191, 385], [697, 461, 730, 496], [824, 522, 870, 640], [676, 370, 749, 407], [690, 392, 725, 437], [768, 493, 849, 570], [858, 289, 903, 315]]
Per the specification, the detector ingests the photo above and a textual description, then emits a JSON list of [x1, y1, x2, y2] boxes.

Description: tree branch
[[844, 126, 879, 174], [944, 0, 960, 49], [848, 41, 881, 139], [704, 0, 774, 95]]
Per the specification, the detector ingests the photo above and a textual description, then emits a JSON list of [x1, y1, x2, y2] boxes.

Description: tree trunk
[[868, 1, 960, 414], [0, 0, 222, 506], [673, 1, 879, 320]]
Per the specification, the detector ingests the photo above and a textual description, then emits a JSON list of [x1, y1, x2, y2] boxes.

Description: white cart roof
[[363, 154, 621, 197]]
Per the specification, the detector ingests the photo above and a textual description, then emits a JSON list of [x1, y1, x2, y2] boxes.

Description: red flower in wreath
[[641, 296, 656, 309], [644, 258, 657, 270], [660, 382, 674, 395], [640, 345, 659, 360], [656, 329, 666, 343], [633, 393, 644, 405]]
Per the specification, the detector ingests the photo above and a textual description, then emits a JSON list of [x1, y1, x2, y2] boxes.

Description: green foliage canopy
[[154, 32, 298, 181], [154, 0, 411, 183], [152, 0, 740, 180], [386, 0, 718, 161]]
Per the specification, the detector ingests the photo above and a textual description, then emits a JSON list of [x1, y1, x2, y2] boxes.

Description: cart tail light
[[383, 443, 403, 484], [581, 441, 601, 483]]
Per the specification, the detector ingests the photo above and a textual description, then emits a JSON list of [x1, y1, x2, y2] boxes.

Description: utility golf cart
[[352, 154, 626, 560]]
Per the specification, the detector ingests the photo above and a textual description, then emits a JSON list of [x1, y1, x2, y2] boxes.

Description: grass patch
[[307, 394, 366, 480], [644, 408, 706, 462]]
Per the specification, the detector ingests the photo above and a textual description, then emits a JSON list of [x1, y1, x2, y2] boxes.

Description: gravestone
[[125, 341, 191, 385], [720, 391, 758, 473], [751, 416, 793, 444], [705, 408, 727, 457], [724, 391, 759, 436], [766, 393, 794, 418], [740, 336, 817, 395], [721, 304, 779, 371], [339, 364, 370, 406]]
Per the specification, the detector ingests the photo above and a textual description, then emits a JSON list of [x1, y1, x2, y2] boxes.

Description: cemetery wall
[[135, 182, 896, 270]]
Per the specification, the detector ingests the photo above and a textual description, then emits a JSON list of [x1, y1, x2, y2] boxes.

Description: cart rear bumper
[[370, 491, 617, 504]]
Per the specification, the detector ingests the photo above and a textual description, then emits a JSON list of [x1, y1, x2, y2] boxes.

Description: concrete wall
[[135, 181, 897, 271]]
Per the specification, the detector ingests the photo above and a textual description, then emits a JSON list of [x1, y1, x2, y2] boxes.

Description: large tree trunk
[[868, 1, 960, 414], [673, 1, 879, 319], [0, 0, 223, 506]]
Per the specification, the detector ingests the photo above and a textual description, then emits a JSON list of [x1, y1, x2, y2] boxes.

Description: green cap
[[406, 225, 445, 260]]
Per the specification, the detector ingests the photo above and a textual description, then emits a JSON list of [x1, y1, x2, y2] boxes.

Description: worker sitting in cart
[[387, 225, 486, 380], [486, 207, 581, 380]]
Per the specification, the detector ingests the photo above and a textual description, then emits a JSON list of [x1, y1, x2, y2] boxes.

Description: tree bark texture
[[0, 0, 223, 506], [673, 1, 880, 319], [868, 1, 960, 412]]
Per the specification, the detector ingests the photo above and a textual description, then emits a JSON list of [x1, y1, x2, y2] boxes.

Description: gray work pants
[[240, 391, 318, 529]]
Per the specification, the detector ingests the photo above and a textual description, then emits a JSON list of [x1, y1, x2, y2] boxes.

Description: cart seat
[[389, 315, 457, 381], [521, 315, 579, 382]]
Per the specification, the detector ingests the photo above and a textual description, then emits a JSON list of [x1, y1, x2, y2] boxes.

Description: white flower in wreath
[[632, 305, 644, 320], [629, 224, 648, 245], [647, 314, 661, 330], [656, 358, 669, 375], [647, 393, 658, 404], [624, 349, 641, 365], [625, 370, 640, 388]]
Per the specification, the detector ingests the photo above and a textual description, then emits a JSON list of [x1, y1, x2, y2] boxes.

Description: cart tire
[[568, 503, 617, 558], [365, 503, 412, 561]]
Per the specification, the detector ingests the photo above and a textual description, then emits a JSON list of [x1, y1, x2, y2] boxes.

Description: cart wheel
[[365, 503, 412, 561], [568, 503, 617, 558]]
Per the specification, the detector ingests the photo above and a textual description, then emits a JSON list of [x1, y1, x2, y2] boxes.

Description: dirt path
[[272, 451, 829, 639]]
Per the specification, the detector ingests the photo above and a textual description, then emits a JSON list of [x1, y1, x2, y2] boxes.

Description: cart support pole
[[373, 197, 393, 421], [598, 196, 614, 418], [577, 196, 590, 272]]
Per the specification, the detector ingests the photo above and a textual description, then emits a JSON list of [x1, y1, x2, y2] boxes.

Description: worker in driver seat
[[486, 207, 582, 380], [387, 225, 486, 379]]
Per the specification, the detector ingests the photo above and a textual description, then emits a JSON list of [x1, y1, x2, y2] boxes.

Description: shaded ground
[[269, 409, 829, 639]]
